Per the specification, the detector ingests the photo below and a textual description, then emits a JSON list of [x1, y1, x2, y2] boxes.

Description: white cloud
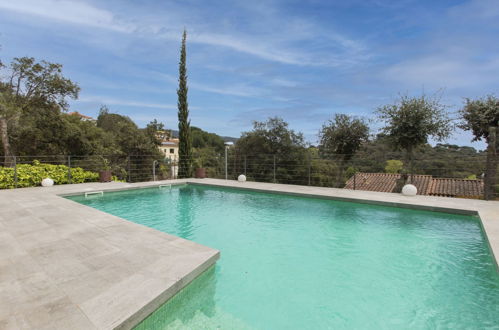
[[78, 95, 177, 109], [382, 54, 499, 92], [270, 78, 298, 88], [190, 81, 265, 98], [0, 0, 133, 32], [0, 0, 366, 67], [188, 32, 311, 66], [448, 0, 499, 20]]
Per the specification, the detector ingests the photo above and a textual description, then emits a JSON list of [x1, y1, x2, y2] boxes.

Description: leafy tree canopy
[[376, 93, 452, 155], [96, 106, 159, 156], [237, 117, 305, 156], [0, 57, 79, 159], [385, 159, 404, 173], [319, 113, 369, 160], [459, 95, 499, 143], [1, 57, 79, 115]]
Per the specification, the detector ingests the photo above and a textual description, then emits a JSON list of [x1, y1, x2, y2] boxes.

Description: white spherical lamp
[[402, 184, 417, 196], [238, 174, 247, 182], [41, 178, 54, 187]]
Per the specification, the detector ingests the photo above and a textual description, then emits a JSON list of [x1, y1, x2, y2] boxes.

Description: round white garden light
[[41, 178, 54, 187], [402, 184, 417, 196], [238, 174, 247, 182]]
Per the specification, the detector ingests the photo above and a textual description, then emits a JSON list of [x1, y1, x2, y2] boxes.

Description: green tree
[[319, 114, 369, 159], [61, 113, 116, 156], [236, 117, 307, 183], [459, 95, 499, 199], [96, 107, 162, 181], [318, 114, 369, 186], [96, 106, 159, 156], [145, 119, 165, 147], [177, 30, 192, 178], [237, 117, 305, 155], [459, 95, 499, 142], [146, 119, 165, 134], [0, 57, 79, 164], [191, 126, 225, 152], [376, 93, 452, 174], [385, 160, 404, 173]]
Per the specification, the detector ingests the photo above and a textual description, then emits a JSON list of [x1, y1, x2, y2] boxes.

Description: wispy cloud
[[0, 0, 132, 32], [379, 0, 499, 96], [78, 95, 177, 110], [383, 56, 499, 90], [0, 0, 367, 67], [189, 82, 265, 98]]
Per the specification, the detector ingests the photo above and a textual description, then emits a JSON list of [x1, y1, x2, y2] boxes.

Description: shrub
[[385, 159, 404, 173], [0, 160, 99, 189]]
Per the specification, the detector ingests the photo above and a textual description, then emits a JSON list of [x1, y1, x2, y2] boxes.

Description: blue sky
[[0, 0, 497, 149]]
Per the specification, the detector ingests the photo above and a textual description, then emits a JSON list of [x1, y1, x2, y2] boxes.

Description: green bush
[[0, 160, 99, 189]]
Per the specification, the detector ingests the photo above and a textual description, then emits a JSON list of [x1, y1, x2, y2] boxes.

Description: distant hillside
[[220, 135, 238, 143], [170, 129, 238, 143]]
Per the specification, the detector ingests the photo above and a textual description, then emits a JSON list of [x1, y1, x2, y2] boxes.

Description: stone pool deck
[[0, 179, 218, 330], [1, 178, 498, 329]]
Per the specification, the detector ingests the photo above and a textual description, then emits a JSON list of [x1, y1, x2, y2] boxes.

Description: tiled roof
[[344, 173, 431, 195], [344, 173, 397, 192], [344, 172, 484, 198], [160, 140, 179, 146], [68, 111, 95, 120], [410, 175, 434, 196], [427, 178, 484, 198]]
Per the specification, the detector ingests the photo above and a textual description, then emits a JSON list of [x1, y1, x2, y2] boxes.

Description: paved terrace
[[0, 179, 218, 330], [1, 178, 498, 329]]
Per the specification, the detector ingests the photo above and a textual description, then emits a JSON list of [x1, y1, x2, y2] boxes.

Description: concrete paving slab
[[0, 180, 219, 330]]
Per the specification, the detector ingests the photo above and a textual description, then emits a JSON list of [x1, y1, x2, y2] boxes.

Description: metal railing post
[[13, 156, 17, 188], [67, 155, 72, 184], [152, 160, 157, 181], [353, 173, 356, 190], [127, 155, 131, 183], [273, 155, 276, 183], [307, 153, 311, 186], [225, 147, 228, 180], [244, 155, 247, 176], [173, 155, 177, 180]]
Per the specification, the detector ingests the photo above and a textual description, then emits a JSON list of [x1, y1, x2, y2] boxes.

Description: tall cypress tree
[[177, 29, 192, 178]]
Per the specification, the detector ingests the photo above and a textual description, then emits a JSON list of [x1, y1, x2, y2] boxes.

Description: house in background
[[67, 111, 96, 123], [159, 139, 179, 161], [155, 130, 179, 161], [344, 172, 484, 199], [155, 130, 179, 178]]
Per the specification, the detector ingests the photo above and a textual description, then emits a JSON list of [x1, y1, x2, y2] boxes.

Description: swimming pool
[[68, 184, 499, 329]]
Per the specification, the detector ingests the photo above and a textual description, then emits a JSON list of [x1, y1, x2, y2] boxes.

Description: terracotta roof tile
[[427, 178, 484, 198], [344, 173, 430, 194], [344, 173, 399, 193], [344, 172, 484, 199]]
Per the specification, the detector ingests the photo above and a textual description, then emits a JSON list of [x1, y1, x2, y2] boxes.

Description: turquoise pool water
[[68, 184, 499, 329]]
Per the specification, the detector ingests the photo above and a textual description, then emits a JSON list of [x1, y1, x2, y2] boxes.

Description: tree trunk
[[337, 158, 345, 188], [405, 147, 414, 184], [0, 117, 13, 167], [484, 126, 498, 200]]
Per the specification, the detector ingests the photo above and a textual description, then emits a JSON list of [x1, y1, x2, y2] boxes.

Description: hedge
[[0, 160, 99, 189]]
